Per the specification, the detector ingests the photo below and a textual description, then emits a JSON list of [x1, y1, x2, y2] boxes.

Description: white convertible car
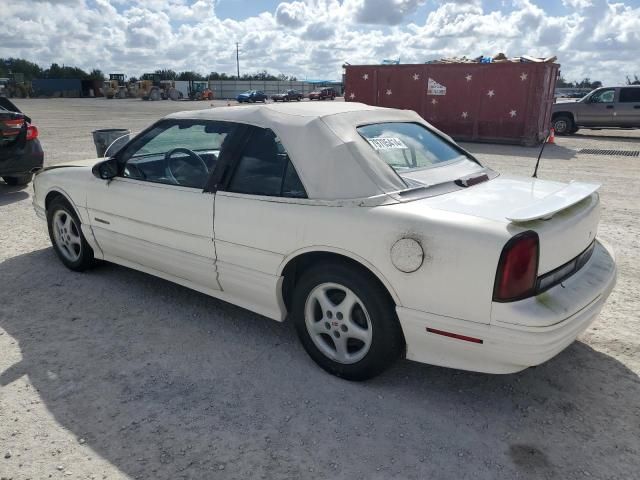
[[32, 102, 616, 380]]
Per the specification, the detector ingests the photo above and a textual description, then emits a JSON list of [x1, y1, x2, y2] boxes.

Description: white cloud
[[352, 0, 428, 25], [0, 0, 638, 85], [275, 1, 308, 27]]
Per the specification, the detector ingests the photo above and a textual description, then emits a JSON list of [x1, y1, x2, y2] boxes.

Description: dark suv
[[552, 86, 640, 134], [1, 97, 43, 185], [308, 87, 337, 100]]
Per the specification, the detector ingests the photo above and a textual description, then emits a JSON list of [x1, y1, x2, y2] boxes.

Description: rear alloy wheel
[[305, 283, 373, 364], [3, 174, 33, 186], [552, 115, 573, 135], [292, 263, 404, 380], [47, 197, 95, 271]]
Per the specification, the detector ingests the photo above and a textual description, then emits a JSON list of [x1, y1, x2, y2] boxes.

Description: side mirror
[[92, 157, 119, 180]]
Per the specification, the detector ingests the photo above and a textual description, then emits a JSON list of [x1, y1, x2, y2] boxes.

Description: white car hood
[[422, 175, 600, 223]]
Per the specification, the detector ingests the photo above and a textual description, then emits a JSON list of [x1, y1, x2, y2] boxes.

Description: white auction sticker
[[427, 77, 446, 96], [367, 137, 408, 150]]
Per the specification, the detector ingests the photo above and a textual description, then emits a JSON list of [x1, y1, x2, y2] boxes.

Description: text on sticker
[[367, 137, 408, 150]]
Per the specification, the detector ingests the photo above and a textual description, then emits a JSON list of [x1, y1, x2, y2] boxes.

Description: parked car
[[308, 87, 337, 100], [32, 102, 616, 380], [1, 97, 43, 186], [271, 89, 304, 102], [552, 85, 640, 134], [236, 90, 267, 103]]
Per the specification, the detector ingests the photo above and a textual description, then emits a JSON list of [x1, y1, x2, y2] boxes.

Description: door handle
[[634, 105, 640, 109], [606, 105, 614, 109]]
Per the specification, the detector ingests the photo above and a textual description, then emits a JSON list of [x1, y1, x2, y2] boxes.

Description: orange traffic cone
[[547, 127, 555, 144]]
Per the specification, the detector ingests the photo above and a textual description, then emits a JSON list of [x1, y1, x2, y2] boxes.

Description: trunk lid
[[0, 110, 27, 156], [422, 175, 600, 274]]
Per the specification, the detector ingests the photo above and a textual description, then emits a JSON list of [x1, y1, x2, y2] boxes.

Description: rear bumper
[[0, 139, 44, 176], [397, 240, 617, 374]]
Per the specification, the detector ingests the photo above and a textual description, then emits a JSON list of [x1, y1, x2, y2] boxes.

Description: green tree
[[88, 69, 105, 81], [555, 74, 572, 88], [208, 72, 231, 80], [0, 57, 43, 80], [43, 63, 89, 79], [153, 69, 177, 80], [177, 71, 205, 81]]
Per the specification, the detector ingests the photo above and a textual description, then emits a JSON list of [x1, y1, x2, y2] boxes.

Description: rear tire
[[46, 197, 95, 271], [292, 262, 404, 381], [552, 115, 573, 135], [3, 174, 33, 186]]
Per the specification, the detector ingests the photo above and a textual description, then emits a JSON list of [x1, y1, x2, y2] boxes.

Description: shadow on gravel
[[572, 132, 640, 144], [1, 248, 638, 480], [0, 184, 29, 206]]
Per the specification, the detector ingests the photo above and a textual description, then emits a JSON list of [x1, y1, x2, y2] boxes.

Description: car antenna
[[532, 131, 550, 178]]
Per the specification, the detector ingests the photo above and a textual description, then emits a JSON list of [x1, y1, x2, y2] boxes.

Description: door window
[[225, 128, 306, 198], [120, 120, 235, 189], [590, 89, 615, 103], [619, 88, 640, 103]]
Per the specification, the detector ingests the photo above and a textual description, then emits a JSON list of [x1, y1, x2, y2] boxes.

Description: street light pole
[[236, 42, 240, 79]]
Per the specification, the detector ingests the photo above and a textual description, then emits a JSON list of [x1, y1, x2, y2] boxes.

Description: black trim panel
[[535, 240, 596, 295]]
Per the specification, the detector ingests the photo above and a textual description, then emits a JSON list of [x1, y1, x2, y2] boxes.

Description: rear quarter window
[[357, 122, 467, 172], [619, 88, 640, 103]]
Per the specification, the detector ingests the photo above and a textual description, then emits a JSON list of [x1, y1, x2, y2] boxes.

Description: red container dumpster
[[344, 62, 559, 146]]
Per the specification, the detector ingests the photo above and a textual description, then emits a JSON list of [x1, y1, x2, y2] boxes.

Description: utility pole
[[236, 42, 240, 79]]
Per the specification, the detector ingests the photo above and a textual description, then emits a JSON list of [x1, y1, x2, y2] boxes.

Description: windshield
[[357, 122, 468, 173]]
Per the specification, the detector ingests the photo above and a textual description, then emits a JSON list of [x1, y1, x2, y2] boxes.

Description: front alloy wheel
[[47, 197, 95, 271], [52, 210, 83, 263]]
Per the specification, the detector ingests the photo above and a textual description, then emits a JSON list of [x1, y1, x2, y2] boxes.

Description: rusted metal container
[[345, 62, 559, 145]]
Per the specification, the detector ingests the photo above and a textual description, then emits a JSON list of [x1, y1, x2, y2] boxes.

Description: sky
[[1, 0, 640, 84]]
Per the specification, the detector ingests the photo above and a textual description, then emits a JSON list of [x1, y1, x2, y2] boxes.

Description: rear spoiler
[[506, 181, 600, 222]]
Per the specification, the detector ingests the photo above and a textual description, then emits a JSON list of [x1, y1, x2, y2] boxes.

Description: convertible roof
[[167, 102, 428, 200]]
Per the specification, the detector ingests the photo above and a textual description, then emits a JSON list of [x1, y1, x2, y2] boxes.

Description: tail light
[[26, 124, 38, 141], [2, 119, 23, 137], [493, 231, 539, 302], [1, 119, 37, 140]]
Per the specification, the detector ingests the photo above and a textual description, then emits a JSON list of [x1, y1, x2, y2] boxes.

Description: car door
[[617, 87, 640, 127], [86, 119, 237, 292], [579, 88, 616, 126], [211, 126, 309, 320]]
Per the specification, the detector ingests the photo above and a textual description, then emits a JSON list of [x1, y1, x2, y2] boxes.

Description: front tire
[[46, 197, 95, 271], [3, 174, 33, 186], [552, 115, 573, 135], [292, 262, 404, 380]]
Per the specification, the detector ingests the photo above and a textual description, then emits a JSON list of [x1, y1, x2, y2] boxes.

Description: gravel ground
[[1, 98, 638, 480]]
